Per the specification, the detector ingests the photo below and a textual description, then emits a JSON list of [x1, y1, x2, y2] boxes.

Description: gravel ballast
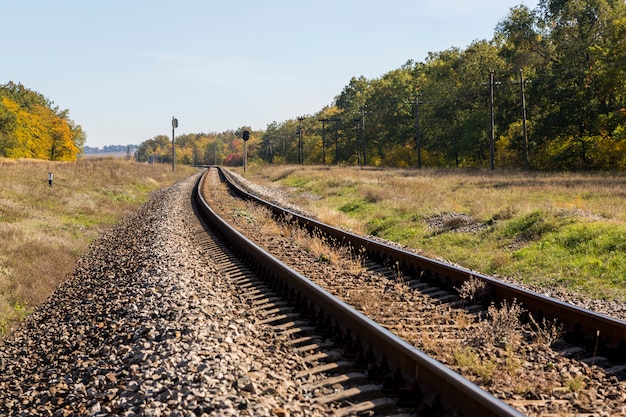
[[0, 174, 325, 416]]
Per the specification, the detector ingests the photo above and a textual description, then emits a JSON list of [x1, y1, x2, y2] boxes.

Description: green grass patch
[[239, 165, 626, 301], [281, 176, 311, 189], [367, 213, 425, 242], [338, 198, 371, 215], [502, 223, 626, 297], [499, 210, 572, 241], [419, 231, 498, 272]]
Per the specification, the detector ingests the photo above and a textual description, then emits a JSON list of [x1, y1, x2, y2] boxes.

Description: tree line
[[139, 0, 625, 171], [5, 1, 625, 170], [0, 82, 85, 161]]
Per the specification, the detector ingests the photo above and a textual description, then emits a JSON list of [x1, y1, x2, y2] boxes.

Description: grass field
[[236, 164, 626, 302], [0, 158, 196, 334]]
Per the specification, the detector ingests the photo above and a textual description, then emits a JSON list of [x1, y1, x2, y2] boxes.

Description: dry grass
[[239, 164, 626, 301], [458, 276, 492, 304], [245, 164, 626, 226], [0, 157, 196, 334], [471, 300, 524, 349]]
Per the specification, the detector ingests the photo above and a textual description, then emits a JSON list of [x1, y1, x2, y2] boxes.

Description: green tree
[[335, 76, 371, 164], [367, 63, 421, 166], [418, 42, 505, 167], [136, 135, 171, 163], [533, 0, 626, 168]]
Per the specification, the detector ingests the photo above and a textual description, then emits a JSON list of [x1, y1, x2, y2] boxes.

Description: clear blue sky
[[3, 0, 539, 148]]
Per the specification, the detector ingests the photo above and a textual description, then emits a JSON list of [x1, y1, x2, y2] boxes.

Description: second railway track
[[197, 166, 626, 416]]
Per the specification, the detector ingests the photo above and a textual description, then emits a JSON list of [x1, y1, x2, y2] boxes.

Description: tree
[[0, 82, 84, 161], [367, 64, 420, 166], [135, 0, 626, 171], [418, 42, 505, 167], [0, 97, 18, 157], [136, 135, 171, 163], [335, 76, 371, 164], [532, 0, 626, 168]]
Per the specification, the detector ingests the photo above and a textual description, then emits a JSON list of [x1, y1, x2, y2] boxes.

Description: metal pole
[[353, 118, 361, 165], [330, 118, 340, 165], [266, 136, 273, 162], [171, 117, 177, 172], [360, 107, 366, 166], [320, 119, 327, 164], [520, 69, 529, 170], [297, 117, 305, 164], [489, 71, 495, 171], [415, 97, 421, 169], [335, 131, 339, 165], [244, 140, 248, 172]]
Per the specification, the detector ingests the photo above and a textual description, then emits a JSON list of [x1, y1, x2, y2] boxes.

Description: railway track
[[216, 167, 626, 355], [193, 168, 525, 416], [1, 168, 622, 415], [196, 166, 626, 416]]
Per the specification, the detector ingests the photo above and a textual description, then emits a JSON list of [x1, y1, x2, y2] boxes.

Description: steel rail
[[195, 169, 524, 417], [217, 167, 626, 353]]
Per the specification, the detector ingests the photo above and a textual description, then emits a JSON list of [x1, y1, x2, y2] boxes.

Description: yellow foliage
[[0, 85, 82, 161], [49, 116, 78, 161]]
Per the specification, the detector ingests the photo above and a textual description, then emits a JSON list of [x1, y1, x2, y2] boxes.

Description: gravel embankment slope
[[0, 174, 325, 417]]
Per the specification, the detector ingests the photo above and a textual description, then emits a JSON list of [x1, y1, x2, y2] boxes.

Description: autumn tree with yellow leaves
[[0, 82, 85, 161]]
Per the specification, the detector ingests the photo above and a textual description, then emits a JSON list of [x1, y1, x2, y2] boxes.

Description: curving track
[[214, 167, 626, 355], [2, 168, 622, 415], [197, 166, 626, 416], [195, 168, 526, 416]]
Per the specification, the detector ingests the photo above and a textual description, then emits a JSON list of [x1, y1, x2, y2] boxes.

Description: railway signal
[[242, 130, 250, 172], [172, 117, 178, 171]]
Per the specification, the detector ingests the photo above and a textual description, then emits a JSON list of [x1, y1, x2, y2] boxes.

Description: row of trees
[[135, 130, 255, 166], [253, 0, 626, 170], [144, 0, 626, 171], [0, 82, 85, 161], [4, 2, 624, 170]]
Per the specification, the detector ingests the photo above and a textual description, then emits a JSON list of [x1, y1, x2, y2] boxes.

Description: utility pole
[[266, 136, 273, 162], [319, 118, 328, 165], [520, 69, 529, 170], [359, 106, 366, 166], [297, 117, 305, 164], [414, 96, 422, 169], [171, 116, 178, 172], [489, 70, 495, 171], [328, 118, 341, 165], [353, 117, 361, 165], [335, 128, 339, 165]]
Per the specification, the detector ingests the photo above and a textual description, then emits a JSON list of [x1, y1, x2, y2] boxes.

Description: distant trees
[[142, 0, 626, 171], [262, 0, 626, 170], [9, 2, 621, 170], [135, 128, 257, 167], [0, 82, 85, 161]]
